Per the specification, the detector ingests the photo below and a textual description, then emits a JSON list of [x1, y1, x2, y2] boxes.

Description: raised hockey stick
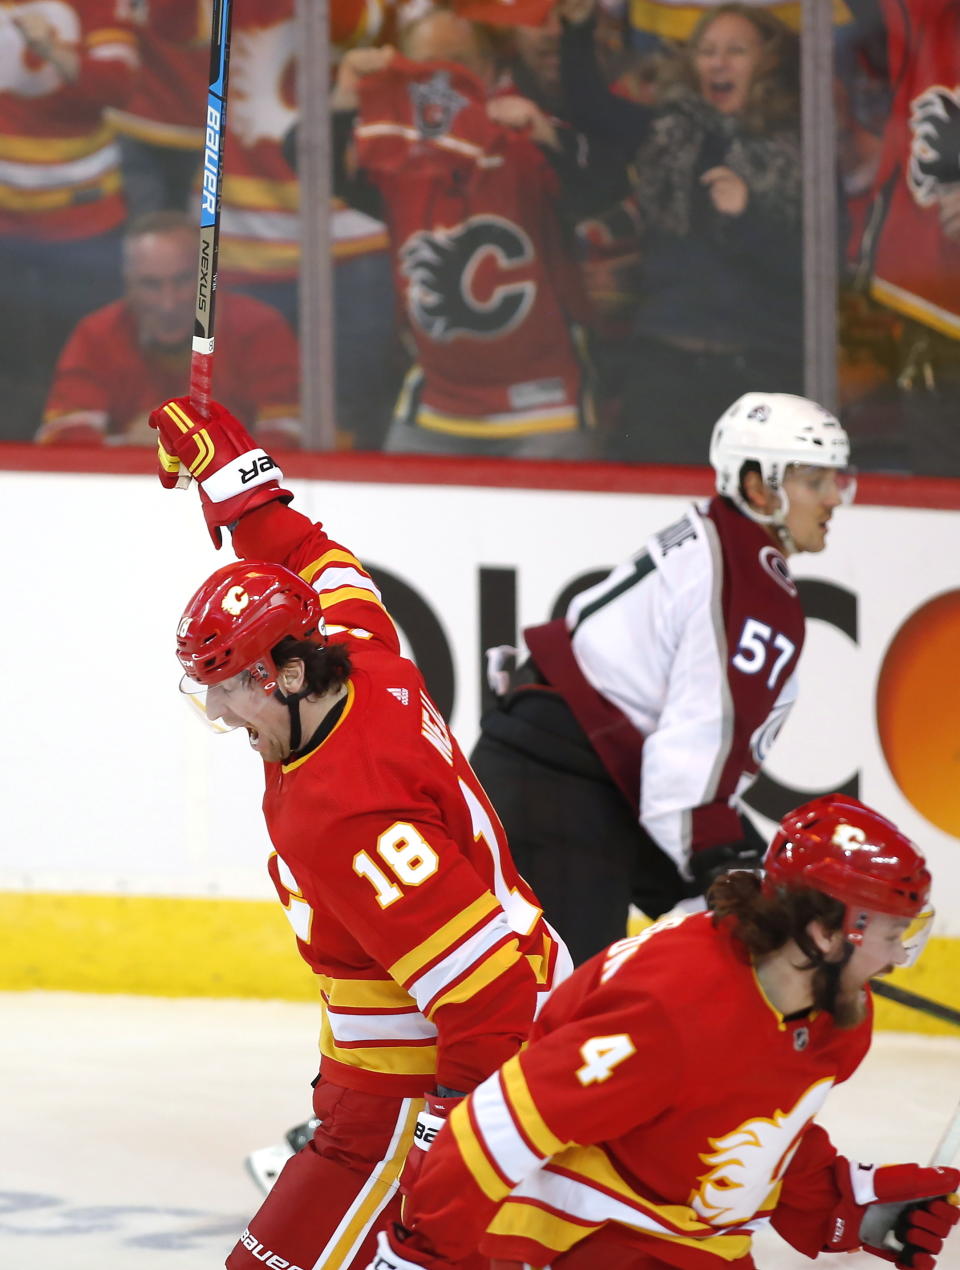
[[871, 979, 960, 1031], [176, 0, 233, 488]]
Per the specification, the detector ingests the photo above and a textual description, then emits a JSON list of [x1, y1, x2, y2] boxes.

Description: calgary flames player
[[369, 794, 960, 1270], [149, 395, 572, 1270]]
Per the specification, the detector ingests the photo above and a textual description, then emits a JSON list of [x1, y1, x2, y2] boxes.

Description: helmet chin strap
[[274, 686, 312, 753], [818, 939, 856, 1019]]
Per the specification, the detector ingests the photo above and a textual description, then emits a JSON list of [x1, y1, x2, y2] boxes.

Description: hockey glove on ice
[[826, 1159, 960, 1270], [149, 396, 292, 548]]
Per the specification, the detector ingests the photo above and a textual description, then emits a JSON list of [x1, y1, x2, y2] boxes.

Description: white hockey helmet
[[710, 392, 851, 500]]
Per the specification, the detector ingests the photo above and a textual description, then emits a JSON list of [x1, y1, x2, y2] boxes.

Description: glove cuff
[[411, 1109, 448, 1154], [411, 1093, 461, 1153], [846, 1162, 882, 1206], [200, 484, 293, 549], [200, 449, 284, 503]]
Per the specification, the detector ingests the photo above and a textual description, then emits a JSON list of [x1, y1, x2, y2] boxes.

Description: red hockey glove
[[825, 1159, 960, 1270], [873, 1196, 960, 1270], [148, 396, 293, 548], [399, 1092, 461, 1198]]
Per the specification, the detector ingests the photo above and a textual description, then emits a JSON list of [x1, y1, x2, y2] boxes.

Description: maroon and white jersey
[[525, 496, 805, 874], [230, 502, 571, 1098], [353, 56, 588, 440], [865, 0, 960, 336], [403, 911, 870, 1269]]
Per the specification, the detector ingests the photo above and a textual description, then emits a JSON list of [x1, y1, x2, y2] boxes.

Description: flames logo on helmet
[[763, 794, 932, 956], [222, 585, 250, 616], [176, 562, 325, 686]]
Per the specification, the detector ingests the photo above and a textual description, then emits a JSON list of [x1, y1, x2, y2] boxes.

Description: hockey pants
[[470, 689, 693, 966], [225, 1078, 486, 1270]]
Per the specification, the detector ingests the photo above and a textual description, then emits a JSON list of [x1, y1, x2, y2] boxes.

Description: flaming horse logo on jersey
[[691, 1079, 835, 1226], [907, 86, 960, 207]]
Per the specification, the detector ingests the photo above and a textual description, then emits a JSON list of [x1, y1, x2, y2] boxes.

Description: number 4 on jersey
[[576, 1033, 636, 1086]]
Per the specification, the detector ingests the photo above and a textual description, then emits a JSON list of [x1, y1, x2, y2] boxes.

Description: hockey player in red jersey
[[367, 793, 960, 1270], [149, 395, 572, 1270], [471, 391, 856, 964]]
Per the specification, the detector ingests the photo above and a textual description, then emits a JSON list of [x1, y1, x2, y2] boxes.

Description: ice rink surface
[[3, 991, 959, 1270]]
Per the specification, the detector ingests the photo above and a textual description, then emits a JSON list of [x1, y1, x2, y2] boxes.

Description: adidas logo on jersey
[[387, 687, 409, 706]]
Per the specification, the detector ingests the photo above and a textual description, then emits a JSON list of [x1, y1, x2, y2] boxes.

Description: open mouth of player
[[246, 726, 260, 749]]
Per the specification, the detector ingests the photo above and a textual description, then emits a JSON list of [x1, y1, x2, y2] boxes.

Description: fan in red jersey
[[854, 0, 960, 476], [149, 395, 572, 1270], [106, 0, 208, 219], [0, 0, 139, 440], [39, 212, 300, 448], [367, 793, 958, 1270], [331, 7, 597, 457]]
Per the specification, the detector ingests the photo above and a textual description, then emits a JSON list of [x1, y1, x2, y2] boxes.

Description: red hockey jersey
[[39, 290, 300, 445], [332, 0, 391, 49], [404, 911, 869, 1269], [108, 0, 207, 151], [230, 501, 572, 1097], [218, 0, 388, 284], [355, 56, 588, 439], [866, 0, 960, 336], [0, 0, 137, 239]]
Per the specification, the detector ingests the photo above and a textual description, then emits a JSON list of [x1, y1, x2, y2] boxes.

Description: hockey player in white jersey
[[470, 391, 856, 964]]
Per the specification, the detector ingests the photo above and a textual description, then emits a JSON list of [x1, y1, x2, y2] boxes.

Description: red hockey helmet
[[176, 561, 325, 689], [763, 794, 932, 953]]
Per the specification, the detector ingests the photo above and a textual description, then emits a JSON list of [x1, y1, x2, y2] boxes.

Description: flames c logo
[[907, 85, 960, 207], [400, 215, 536, 341], [222, 585, 250, 617]]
